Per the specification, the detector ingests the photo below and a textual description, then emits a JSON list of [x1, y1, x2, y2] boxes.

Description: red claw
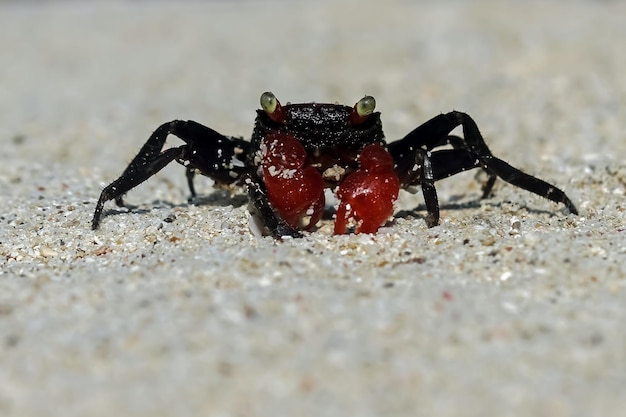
[[334, 144, 400, 234], [261, 132, 325, 230]]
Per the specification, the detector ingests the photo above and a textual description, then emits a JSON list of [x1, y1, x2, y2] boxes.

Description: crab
[[91, 92, 578, 238]]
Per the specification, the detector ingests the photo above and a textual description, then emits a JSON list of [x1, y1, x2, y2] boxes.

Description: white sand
[[1, 1, 625, 416]]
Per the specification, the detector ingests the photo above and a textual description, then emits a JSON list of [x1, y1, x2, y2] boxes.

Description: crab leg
[[92, 120, 249, 229], [388, 111, 578, 227]]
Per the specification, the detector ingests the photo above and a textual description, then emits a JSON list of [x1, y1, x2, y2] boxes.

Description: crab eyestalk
[[260, 91, 287, 123], [349, 95, 376, 125]]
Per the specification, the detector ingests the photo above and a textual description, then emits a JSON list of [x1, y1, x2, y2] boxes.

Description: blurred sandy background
[[1, 1, 625, 416]]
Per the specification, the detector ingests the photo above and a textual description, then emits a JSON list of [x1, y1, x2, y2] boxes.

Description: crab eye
[[260, 91, 286, 123], [260, 92, 277, 113], [356, 95, 376, 117], [349, 95, 376, 125]]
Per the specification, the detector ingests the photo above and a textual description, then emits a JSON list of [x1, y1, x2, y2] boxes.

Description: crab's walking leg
[[92, 143, 184, 230], [440, 112, 578, 214], [388, 111, 578, 227], [430, 150, 579, 215], [92, 120, 248, 229], [420, 150, 440, 227]]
